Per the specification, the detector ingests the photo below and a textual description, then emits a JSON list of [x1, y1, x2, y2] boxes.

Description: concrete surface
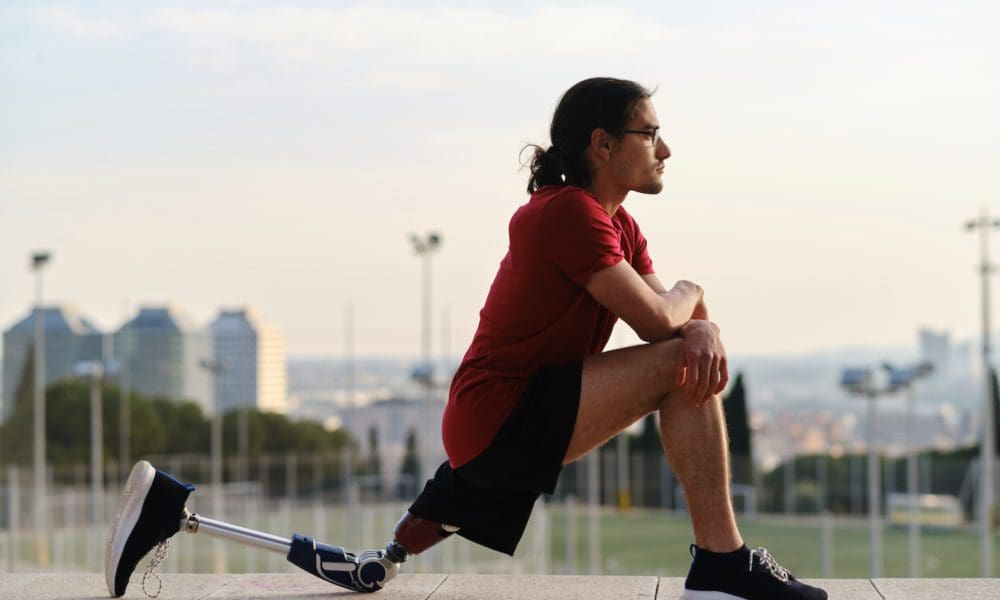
[[1, 573, 999, 599]]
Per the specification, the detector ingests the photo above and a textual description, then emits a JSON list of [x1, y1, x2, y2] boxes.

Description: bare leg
[[563, 340, 743, 553], [659, 393, 742, 552]]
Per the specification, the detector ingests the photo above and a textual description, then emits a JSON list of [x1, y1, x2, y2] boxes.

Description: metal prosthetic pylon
[[179, 509, 398, 593]]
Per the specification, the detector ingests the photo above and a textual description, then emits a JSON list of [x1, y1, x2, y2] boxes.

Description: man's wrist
[[680, 319, 719, 337]]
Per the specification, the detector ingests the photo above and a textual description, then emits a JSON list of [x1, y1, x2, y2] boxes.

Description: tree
[[634, 413, 661, 453], [398, 428, 420, 500], [723, 372, 753, 485], [0, 343, 35, 463], [365, 425, 383, 495], [991, 367, 1000, 458]]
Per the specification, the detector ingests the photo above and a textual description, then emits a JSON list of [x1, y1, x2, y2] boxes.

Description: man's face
[[607, 98, 671, 195]]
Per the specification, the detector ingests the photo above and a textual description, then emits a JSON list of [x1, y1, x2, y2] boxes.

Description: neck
[[584, 179, 627, 216]]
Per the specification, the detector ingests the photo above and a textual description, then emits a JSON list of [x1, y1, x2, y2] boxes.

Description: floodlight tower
[[410, 232, 442, 487], [199, 357, 226, 573], [840, 367, 882, 577], [965, 209, 1000, 577], [75, 360, 105, 570], [883, 362, 934, 577], [30, 250, 51, 566]]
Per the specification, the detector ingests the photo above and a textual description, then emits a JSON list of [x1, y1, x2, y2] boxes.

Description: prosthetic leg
[[179, 509, 458, 593]]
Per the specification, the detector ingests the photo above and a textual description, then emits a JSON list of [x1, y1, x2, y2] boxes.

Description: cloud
[[30, 7, 129, 39], [27, 4, 681, 67]]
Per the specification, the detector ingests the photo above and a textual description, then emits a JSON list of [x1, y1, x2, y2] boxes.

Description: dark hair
[[525, 77, 653, 193]]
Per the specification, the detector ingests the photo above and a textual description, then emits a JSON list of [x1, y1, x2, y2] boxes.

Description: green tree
[[364, 425, 383, 495], [398, 428, 420, 499], [0, 344, 35, 463], [991, 367, 1000, 458], [723, 372, 753, 485]]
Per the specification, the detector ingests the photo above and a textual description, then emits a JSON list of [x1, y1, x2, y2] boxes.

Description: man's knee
[[641, 339, 684, 404]]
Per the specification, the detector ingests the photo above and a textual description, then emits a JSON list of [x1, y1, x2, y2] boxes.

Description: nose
[[656, 138, 671, 160]]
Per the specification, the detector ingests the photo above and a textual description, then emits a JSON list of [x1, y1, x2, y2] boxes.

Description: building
[[338, 395, 445, 494], [1, 305, 105, 419], [114, 305, 212, 415], [208, 308, 287, 414], [919, 328, 951, 374]]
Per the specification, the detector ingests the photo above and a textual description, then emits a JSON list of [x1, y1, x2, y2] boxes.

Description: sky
[[2, 1, 1000, 359]]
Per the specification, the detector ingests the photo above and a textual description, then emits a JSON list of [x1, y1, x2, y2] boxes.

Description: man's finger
[[695, 354, 712, 402], [686, 353, 701, 403], [676, 353, 687, 387], [716, 357, 730, 394], [705, 356, 722, 403]]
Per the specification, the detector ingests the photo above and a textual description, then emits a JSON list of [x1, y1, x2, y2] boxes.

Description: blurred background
[[2, 0, 1000, 580]]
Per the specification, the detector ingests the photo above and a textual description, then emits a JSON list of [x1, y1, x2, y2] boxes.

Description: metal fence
[[0, 447, 997, 577]]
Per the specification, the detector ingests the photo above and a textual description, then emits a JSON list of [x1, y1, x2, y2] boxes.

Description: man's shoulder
[[533, 185, 604, 218]]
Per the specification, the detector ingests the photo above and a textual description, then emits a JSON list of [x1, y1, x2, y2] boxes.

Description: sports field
[[4, 500, 999, 578], [545, 507, 1000, 578]]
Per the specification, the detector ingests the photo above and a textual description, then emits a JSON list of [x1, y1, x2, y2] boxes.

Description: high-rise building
[[2, 305, 104, 419], [114, 305, 212, 415], [919, 328, 951, 374], [209, 308, 287, 414]]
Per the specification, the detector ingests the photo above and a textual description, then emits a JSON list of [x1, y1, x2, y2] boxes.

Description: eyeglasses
[[620, 128, 661, 148]]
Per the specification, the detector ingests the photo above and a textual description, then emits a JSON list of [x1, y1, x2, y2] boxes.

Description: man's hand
[[690, 298, 709, 321], [676, 320, 728, 406]]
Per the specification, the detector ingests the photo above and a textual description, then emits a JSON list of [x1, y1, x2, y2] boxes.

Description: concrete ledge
[[1, 573, 998, 599]]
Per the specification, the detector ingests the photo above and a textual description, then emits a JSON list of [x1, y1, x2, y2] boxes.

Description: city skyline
[[3, 1, 1000, 357]]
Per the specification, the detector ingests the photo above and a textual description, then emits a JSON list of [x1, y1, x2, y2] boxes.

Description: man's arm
[[588, 262, 728, 404], [586, 261, 702, 342], [642, 272, 709, 321]]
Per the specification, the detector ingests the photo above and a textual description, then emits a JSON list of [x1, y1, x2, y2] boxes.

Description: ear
[[589, 128, 615, 163]]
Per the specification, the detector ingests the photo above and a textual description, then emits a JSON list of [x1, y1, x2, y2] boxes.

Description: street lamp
[[965, 209, 1000, 577], [840, 367, 883, 577], [409, 232, 442, 487], [75, 360, 105, 570], [883, 361, 934, 577], [30, 250, 51, 566], [198, 357, 226, 573]]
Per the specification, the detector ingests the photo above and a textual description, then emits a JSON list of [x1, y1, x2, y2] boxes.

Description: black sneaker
[[681, 544, 828, 600], [105, 461, 196, 598]]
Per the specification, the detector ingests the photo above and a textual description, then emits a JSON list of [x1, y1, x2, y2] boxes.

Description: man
[[107, 78, 827, 600]]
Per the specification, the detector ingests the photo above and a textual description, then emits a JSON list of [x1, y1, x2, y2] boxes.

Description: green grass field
[[545, 507, 1000, 578], [4, 501, 998, 578]]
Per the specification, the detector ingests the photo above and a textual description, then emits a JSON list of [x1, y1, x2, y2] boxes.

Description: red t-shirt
[[442, 185, 655, 467]]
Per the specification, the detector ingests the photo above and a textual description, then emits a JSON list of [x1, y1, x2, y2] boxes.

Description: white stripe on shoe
[[105, 461, 156, 597]]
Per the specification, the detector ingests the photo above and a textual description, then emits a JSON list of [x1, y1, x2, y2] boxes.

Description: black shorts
[[407, 361, 582, 556]]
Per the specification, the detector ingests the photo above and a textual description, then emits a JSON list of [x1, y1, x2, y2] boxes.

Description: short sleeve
[[539, 189, 624, 286], [629, 218, 654, 275]]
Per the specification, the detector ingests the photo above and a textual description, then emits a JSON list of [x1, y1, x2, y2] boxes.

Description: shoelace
[[749, 546, 790, 583], [141, 539, 170, 598]]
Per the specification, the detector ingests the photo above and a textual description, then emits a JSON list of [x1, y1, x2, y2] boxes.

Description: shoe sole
[[680, 591, 745, 600], [105, 461, 156, 598]]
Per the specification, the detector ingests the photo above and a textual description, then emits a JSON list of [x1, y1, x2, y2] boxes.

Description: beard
[[638, 179, 664, 195]]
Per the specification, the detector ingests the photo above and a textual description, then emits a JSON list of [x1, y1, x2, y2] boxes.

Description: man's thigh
[[563, 339, 683, 464]]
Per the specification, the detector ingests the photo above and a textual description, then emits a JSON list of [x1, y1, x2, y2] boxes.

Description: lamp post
[[409, 232, 442, 487], [883, 362, 934, 577], [75, 360, 105, 570], [965, 209, 1000, 577], [199, 358, 226, 573], [840, 367, 883, 577], [30, 250, 51, 566], [118, 306, 132, 483]]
